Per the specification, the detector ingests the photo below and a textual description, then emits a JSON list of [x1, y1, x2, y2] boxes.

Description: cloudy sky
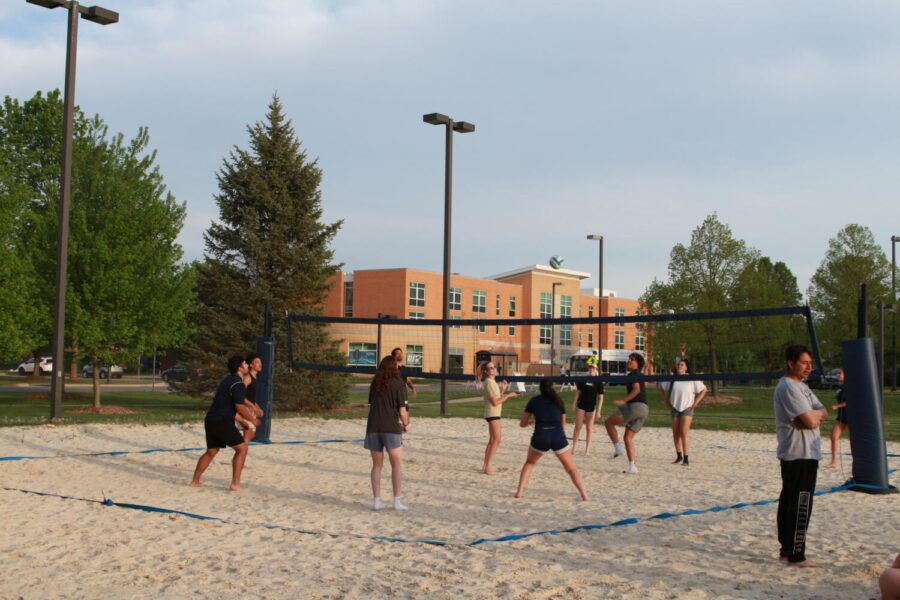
[[3, 0, 899, 300]]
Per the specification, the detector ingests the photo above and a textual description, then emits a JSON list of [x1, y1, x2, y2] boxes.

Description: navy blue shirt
[[205, 374, 246, 422], [626, 369, 647, 404], [524, 394, 565, 428]]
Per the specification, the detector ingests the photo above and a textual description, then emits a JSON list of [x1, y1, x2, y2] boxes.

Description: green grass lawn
[[1, 384, 897, 441]]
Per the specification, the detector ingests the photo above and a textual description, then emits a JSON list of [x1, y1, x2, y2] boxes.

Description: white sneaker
[[623, 463, 638, 474], [609, 443, 624, 459], [393, 498, 409, 510], [373, 498, 386, 510]]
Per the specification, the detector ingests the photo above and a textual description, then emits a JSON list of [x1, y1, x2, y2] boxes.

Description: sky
[[3, 0, 900, 300]]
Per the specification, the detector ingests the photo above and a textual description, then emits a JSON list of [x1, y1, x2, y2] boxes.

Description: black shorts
[[576, 397, 597, 413], [485, 416, 501, 422], [530, 426, 570, 454], [835, 407, 848, 425], [205, 418, 245, 449]]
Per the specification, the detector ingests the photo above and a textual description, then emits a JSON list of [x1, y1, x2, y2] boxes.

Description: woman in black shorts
[[514, 379, 589, 500], [825, 368, 848, 469]]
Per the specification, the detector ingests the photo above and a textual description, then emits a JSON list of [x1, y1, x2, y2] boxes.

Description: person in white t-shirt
[[657, 359, 707, 466]]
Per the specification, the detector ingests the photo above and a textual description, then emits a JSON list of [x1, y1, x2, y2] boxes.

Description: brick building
[[323, 265, 647, 377]]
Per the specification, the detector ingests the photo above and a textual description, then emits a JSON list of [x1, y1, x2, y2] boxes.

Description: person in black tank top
[[235, 353, 265, 443]]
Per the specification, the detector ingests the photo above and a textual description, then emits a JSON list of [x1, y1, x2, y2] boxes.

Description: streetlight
[[27, 0, 119, 421], [423, 113, 475, 417], [878, 302, 895, 396], [551, 282, 563, 376], [892, 235, 898, 392], [587, 235, 603, 358]]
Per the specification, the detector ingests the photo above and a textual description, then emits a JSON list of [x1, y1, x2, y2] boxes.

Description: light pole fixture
[[892, 235, 898, 392], [423, 112, 475, 416], [879, 302, 895, 397], [587, 234, 604, 358], [551, 282, 563, 375], [26, 0, 119, 421]]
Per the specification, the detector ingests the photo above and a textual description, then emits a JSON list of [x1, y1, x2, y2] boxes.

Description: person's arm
[[251, 401, 264, 417], [560, 412, 567, 429], [235, 402, 260, 426], [657, 383, 669, 405], [795, 408, 827, 429], [519, 411, 533, 428], [594, 393, 605, 422], [616, 384, 640, 405], [490, 380, 517, 406], [405, 377, 417, 398], [399, 406, 410, 432], [830, 402, 847, 411], [692, 386, 708, 410], [572, 387, 581, 414]]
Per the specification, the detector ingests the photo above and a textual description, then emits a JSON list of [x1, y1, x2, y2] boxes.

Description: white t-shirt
[[660, 380, 707, 412]]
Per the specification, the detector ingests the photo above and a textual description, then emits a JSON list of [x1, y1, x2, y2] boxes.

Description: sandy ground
[[0, 417, 896, 599]]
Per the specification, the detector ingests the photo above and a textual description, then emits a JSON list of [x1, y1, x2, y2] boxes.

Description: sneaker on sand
[[623, 464, 639, 474], [373, 498, 386, 510]]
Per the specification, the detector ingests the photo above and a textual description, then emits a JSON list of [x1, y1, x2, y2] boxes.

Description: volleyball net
[[286, 305, 823, 386]]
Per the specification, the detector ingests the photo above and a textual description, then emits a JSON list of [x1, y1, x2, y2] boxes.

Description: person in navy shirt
[[190, 355, 259, 491], [514, 379, 589, 501]]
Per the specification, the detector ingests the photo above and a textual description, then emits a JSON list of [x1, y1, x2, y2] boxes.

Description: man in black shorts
[[190, 356, 259, 491]]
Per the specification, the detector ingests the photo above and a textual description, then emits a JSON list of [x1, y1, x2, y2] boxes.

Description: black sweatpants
[[777, 459, 818, 563]]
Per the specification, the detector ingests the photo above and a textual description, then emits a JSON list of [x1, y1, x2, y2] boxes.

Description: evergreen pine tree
[[181, 95, 347, 410]]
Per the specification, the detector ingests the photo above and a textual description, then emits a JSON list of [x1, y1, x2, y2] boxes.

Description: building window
[[635, 309, 644, 330], [449, 287, 461, 311], [509, 296, 517, 317], [587, 328, 594, 348], [635, 332, 645, 351], [343, 281, 353, 318], [409, 312, 424, 320], [405, 344, 423, 368], [560, 295, 572, 318], [450, 315, 461, 328], [560, 325, 572, 346], [588, 305, 594, 318], [540, 325, 551, 344], [615, 307, 625, 326], [508, 325, 516, 336], [615, 330, 625, 350], [409, 282, 425, 307], [449, 347, 464, 374], [348, 342, 376, 366], [539, 292, 552, 319], [496, 294, 501, 315], [473, 320, 485, 333], [473, 290, 486, 313]]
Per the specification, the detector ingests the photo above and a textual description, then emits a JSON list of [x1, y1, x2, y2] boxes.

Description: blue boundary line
[[2, 471, 895, 547]]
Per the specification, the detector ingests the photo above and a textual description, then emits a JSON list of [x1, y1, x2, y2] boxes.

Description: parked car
[[805, 369, 840, 390], [17, 356, 52, 376], [161, 363, 198, 382], [81, 363, 124, 379]]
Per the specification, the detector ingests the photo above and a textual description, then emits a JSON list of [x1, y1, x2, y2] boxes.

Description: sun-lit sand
[[0, 417, 896, 599]]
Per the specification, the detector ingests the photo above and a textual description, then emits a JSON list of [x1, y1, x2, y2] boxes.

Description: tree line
[[640, 214, 895, 395]]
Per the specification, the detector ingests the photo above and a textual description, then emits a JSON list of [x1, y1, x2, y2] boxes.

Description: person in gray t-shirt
[[773, 345, 828, 568]]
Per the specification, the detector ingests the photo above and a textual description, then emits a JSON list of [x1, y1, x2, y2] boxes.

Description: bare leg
[[482, 420, 502, 474], [605, 413, 623, 445], [190, 448, 219, 487], [243, 425, 255, 444], [556, 450, 589, 500], [671, 416, 682, 454], [387, 446, 403, 498], [229, 443, 248, 491], [584, 411, 595, 455], [825, 422, 845, 468], [679, 415, 693, 457], [370, 450, 384, 497], [572, 409, 585, 451], [514, 448, 543, 498], [623, 428, 637, 462]]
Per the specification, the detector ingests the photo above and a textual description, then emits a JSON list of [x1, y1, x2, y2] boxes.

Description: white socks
[[373, 496, 408, 510], [623, 462, 638, 474], [609, 442, 624, 459]]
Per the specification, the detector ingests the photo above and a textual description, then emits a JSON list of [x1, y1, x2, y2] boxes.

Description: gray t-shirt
[[774, 376, 824, 461]]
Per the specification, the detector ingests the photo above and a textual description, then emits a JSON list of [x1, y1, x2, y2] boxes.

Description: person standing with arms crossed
[[190, 355, 260, 491], [774, 344, 828, 567]]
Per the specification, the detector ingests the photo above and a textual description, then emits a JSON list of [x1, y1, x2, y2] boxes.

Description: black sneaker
[[682, 457, 690, 466], [672, 456, 683, 464]]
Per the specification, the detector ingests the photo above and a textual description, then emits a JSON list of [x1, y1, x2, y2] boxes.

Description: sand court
[[0, 418, 896, 599]]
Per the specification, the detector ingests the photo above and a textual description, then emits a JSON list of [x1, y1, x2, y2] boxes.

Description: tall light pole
[[892, 235, 898, 392], [27, 0, 119, 421], [423, 113, 475, 417], [551, 282, 563, 375], [587, 235, 604, 357]]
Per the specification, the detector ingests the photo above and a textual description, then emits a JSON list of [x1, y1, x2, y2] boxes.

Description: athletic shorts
[[235, 415, 256, 431], [363, 432, 403, 452], [530, 426, 570, 455], [205, 418, 245, 449], [576, 397, 597, 413], [670, 407, 694, 418], [618, 402, 649, 433], [835, 407, 848, 425], [485, 416, 501, 422]]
